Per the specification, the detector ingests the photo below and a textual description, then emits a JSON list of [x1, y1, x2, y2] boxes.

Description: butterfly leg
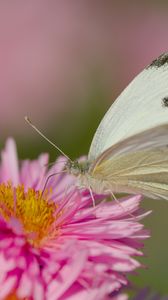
[[77, 176, 96, 207], [41, 170, 67, 197], [77, 184, 96, 207], [106, 189, 134, 218], [88, 186, 96, 207]]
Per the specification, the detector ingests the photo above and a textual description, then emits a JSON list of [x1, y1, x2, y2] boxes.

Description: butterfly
[[25, 52, 168, 201]]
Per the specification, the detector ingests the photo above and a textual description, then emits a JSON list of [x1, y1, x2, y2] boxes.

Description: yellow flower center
[[6, 292, 29, 300], [6, 293, 22, 300], [0, 183, 59, 247]]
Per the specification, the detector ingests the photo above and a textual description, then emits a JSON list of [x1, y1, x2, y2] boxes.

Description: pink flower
[[0, 138, 150, 300]]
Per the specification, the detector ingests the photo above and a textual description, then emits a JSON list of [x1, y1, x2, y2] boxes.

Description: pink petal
[[47, 251, 87, 300], [0, 276, 17, 299], [0, 138, 19, 185]]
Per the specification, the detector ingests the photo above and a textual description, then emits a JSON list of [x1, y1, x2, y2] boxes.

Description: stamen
[[0, 183, 60, 247], [5, 292, 20, 300]]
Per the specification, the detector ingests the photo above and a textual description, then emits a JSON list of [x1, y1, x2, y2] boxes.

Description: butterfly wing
[[90, 125, 168, 200], [88, 53, 168, 161]]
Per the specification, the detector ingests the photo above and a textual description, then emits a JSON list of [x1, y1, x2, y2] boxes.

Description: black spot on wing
[[147, 52, 168, 69], [162, 96, 168, 107]]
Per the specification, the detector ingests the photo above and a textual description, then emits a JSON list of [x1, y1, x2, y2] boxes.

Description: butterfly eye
[[162, 96, 168, 107]]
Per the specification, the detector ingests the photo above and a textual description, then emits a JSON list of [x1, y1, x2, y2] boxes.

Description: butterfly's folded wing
[[90, 125, 168, 200], [88, 53, 168, 161]]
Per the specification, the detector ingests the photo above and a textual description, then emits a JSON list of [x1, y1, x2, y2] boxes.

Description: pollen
[[6, 292, 21, 300], [0, 183, 59, 247]]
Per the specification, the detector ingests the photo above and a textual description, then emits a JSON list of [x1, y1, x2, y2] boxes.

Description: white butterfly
[[26, 52, 168, 201]]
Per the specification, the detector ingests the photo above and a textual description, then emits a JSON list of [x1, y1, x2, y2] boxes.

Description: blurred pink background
[[1, 1, 168, 136]]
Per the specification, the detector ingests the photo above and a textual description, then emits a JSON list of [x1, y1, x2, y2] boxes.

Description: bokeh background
[[0, 0, 168, 295]]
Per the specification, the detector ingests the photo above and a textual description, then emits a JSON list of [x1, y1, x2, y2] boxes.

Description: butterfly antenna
[[25, 116, 72, 162]]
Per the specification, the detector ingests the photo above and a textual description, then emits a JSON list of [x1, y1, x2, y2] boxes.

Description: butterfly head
[[65, 159, 90, 176]]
